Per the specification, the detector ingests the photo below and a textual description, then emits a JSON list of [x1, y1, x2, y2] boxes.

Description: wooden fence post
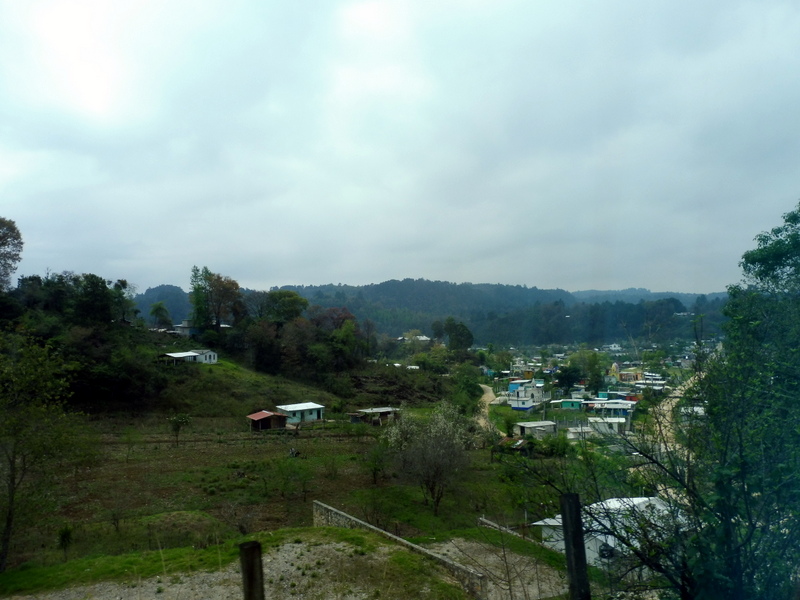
[[560, 493, 591, 600], [239, 540, 265, 600]]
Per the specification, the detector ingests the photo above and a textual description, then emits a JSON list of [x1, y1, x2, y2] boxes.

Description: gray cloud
[[3, 0, 799, 295]]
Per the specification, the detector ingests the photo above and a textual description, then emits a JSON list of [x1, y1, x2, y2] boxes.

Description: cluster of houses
[[504, 373, 674, 568], [246, 404, 400, 432], [502, 377, 642, 441]]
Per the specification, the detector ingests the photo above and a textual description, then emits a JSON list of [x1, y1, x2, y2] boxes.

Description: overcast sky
[[2, 1, 799, 295]]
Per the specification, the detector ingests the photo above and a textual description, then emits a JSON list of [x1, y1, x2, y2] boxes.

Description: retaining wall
[[313, 500, 487, 600]]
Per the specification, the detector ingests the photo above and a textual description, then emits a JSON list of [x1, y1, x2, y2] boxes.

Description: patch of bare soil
[[8, 540, 458, 600], [426, 538, 568, 600], [477, 385, 497, 432]]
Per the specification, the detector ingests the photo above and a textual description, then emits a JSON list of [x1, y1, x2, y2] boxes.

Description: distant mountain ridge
[[134, 279, 727, 344], [282, 279, 574, 314], [571, 288, 728, 306]]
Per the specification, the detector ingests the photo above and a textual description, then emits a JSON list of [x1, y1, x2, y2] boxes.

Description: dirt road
[[477, 384, 501, 433]]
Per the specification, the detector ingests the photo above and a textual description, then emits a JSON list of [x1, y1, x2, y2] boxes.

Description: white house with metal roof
[[513, 420, 557, 438], [276, 402, 325, 424], [533, 497, 669, 565], [161, 349, 218, 364]]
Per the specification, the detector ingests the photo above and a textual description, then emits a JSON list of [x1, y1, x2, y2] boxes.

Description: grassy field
[[3, 418, 536, 595], [1, 361, 572, 596]]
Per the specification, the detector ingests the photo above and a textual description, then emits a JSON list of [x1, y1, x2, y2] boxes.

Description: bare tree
[[385, 402, 473, 516]]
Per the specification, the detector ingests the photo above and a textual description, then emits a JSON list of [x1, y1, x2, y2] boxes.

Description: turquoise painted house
[[276, 402, 325, 424], [550, 399, 582, 410]]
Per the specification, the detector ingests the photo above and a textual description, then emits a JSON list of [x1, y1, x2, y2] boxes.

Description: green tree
[[247, 289, 309, 326], [554, 364, 581, 395], [330, 318, 362, 371], [0, 336, 86, 573], [245, 320, 281, 373], [110, 279, 137, 323], [443, 317, 474, 351], [189, 267, 242, 334], [206, 272, 241, 332], [72, 273, 114, 326], [569, 348, 606, 396], [740, 200, 800, 291], [0, 218, 22, 292], [450, 362, 483, 416], [149, 301, 173, 329], [189, 266, 213, 331]]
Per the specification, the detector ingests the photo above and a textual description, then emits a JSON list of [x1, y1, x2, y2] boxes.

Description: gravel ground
[[7, 541, 397, 600], [7, 536, 567, 600], [427, 539, 567, 600]]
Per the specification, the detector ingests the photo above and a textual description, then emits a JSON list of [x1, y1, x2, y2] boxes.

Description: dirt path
[[651, 377, 693, 447], [477, 384, 494, 429], [478, 384, 503, 434]]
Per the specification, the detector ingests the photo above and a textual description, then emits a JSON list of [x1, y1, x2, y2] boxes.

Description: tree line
[[136, 279, 727, 348], [278, 279, 727, 345]]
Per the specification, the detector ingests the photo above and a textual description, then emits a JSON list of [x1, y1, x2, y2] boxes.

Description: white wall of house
[[277, 403, 325, 424]]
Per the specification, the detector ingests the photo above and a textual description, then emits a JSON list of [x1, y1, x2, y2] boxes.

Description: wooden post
[[560, 493, 591, 600], [239, 541, 265, 600]]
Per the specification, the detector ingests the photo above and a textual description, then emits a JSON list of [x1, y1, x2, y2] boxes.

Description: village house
[[550, 399, 582, 410], [508, 379, 551, 410], [160, 349, 218, 365], [583, 399, 636, 415], [348, 407, 400, 426], [584, 399, 637, 431], [246, 410, 288, 431], [513, 420, 557, 438], [533, 497, 669, 566], [276, 402, 325, 424], [588, 416, 629, 435], [565, 425, 595, 441], [509, 396, 536, 411], [172, 319, 195, 337]]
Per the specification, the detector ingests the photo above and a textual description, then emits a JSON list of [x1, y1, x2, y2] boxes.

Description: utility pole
[[239, 541, 265, 600], [560, 493, 591, 600]]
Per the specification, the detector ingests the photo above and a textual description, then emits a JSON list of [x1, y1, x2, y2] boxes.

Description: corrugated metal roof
[[276, 402, 324, 411], [246, 410, 282, 420]]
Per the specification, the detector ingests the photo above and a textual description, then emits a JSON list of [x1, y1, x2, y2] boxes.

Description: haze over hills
[[135, 279, 727, 345]]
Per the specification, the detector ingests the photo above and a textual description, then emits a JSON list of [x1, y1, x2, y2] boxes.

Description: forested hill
[[284, 279, 574, 314], [283, 280, 726, 345], [135, 278, 727, 345], [571, 288, 727, 306]]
